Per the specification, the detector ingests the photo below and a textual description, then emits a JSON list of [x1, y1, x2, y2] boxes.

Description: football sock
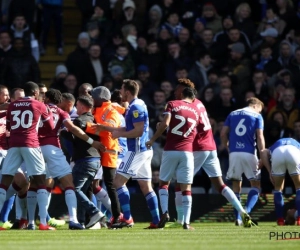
[[175, 190, 183, 224], [245, 187, 260, 213], [117, 185, 131, 220], [92, 194, 97, 206], [37, 187, 48, 225], [295, 189, 300, 218], [145, 191, 160, 225], [273, 191, 284, 219], [45, 189, 51, 222], [182, 191, 192, 225], [65, 187, 78, 223], [0, 186, 8, 212], [6, 183, 19, 200], [220, 185, 245, 214], [94, 186, 112, 212], [234, 193, 242, 220], [1, 195, 15, 222], [15, 193, 27, 220], [27, 189, 37, 225], [158, 186, 169, 214]]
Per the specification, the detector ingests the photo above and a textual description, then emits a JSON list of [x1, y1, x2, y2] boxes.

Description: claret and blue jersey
[[125, 98, 150, 152], [225, 107, 264, 154]]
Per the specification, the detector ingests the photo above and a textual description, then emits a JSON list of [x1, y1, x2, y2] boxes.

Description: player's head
[[58, 93, 75, 112], [10, 88, 24, 102], [181, 87, 196, 100], [121, 79, 139, 101], [246, 97, 264, 113], [76, 95, 94, 115], [45, 89, 63, 105], [38, 83, 47, 102], [78, 83, 93, 97], [0, 85, 9, 104], [285, 209, 297, 225], [24, 81, 39, 99], [174, 78, 195, 100]]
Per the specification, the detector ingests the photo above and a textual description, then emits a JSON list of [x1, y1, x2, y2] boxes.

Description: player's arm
[[112, 121, 144, 139], [63, 119, 106, 152], [256, 128, 265, 152], [41, 104, 55, 130], [260, 149, 274, 185], [220, 126, 230, 151], [146, 113, 171, 148]]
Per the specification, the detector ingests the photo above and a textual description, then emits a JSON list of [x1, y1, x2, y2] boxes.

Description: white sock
[[46, 191, 51, 210], [175, 191, 183, 224], [182, 193, 192, 225], [15, 195, 27, 220], [159, 188, 169, 214], [6, 185, 17, 200], [0, 188, 7, 212], [65, 189, 78, 223], [37, 189, 48, 225], [27, 190, 37, 225], [221, 186, 246, 214], [94, 188, 111, 213]]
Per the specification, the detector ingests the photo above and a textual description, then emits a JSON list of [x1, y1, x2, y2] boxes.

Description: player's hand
[[146, 140, 153, 149], [90, 123, 105, 134], [156, 122, 161, 130], [112, 130, 121, 139], [91, 141, 106, 152], [258, 159, 264, 169]]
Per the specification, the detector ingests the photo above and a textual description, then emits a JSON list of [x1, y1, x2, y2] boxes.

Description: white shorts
[[2, 147, 46, 177], [41, 145, 71, 179], [160, 151, 194, 184], [271, 145, 300, 176], [117, 150, 153, 180], [194, 150, 222, 178], [226, 152, 260, 181]]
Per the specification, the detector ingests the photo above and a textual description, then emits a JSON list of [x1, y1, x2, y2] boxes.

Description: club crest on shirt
[[133, 110, 139, 118]]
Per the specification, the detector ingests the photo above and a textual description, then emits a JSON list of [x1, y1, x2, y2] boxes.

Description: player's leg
[[72, 159, 102, 229], [136, 151, 160, 229], [271, 147, 286, 225], [290, 174, 300, 225]]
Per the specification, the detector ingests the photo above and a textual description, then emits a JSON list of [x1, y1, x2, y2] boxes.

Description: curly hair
[[45, 89, 63, 104], [177, 78, 195, 89]]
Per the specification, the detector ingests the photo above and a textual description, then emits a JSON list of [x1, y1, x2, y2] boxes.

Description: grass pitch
[[1, 222, 299, 250]]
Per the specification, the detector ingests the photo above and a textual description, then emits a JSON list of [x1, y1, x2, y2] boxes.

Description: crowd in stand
[[1, 0, 300, 193]]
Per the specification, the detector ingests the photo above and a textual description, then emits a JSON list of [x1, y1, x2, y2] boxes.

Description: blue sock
[[92, 194, 97, 207], [274, 191, 284, 219], [117, 186, 131, 220], [246, 188, 260, 213], [0, 195, 15, 222], [234, 193, 241, 220], [145, 191, 160, 225], [296, 189, 300, 218]]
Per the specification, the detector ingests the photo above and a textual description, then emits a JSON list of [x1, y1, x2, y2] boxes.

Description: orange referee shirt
[[86, 101, 121, 168]]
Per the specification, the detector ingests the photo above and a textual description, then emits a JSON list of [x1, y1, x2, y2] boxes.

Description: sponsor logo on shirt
[[133, 110, 139, 118], [236, 142, 245, 149]]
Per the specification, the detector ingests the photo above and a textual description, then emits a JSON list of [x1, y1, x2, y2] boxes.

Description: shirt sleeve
[[164, 102, 172, 115], [256, 115, 264, 130], [130, 104, 146, 124]]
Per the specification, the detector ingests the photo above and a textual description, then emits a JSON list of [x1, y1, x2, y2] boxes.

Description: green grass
[[1, 222, 300, 250]]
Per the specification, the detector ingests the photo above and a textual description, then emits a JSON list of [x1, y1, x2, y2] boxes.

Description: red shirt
[[6, 97, 53, 148], [0, 111, 8, 150], [164, 100, 200, 152], [39, 104, 70, 147], [192, 99, 216, 151]]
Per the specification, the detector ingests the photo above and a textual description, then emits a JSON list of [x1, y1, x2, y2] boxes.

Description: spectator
[[193, 18, 206, 45], [136, 64, 158, 96], [78, 82, 93, 97], [121, 24, 138, 58], [276, 0, 299, 34], [0, 38, 40, 89], [201, 3, 222, 34], [213, 15, 234, 43], [9, 14, 39, 62], [188, 50, 212, 94], [86, 21, 107, 48], [50, 64, 68, 89], [65, 32, 90, 78], [177, 27, 194, 57], [102, 31, 124, 67], [270, 110, 293, 138], [38, 0, 64, 55], [293, 120, 300, 142], [108, 43, 135, 79], [200, 85, 216, 116], [267, 87, 299, 130], [288, 47, 300, 94], [8, 0, 36, 29], [160, 80, 173, 102], [163, 11, 183, 38], [175, 67, 188, 80], [77, 44, 104, 87], [156, 25, 173, 53], [148, 89, 166, 122], [147, 4, 163, 36], [109, 65, 124, 89], [101, 75, 114, 92], [0, 31, 12, 64], [277, 40, 294, 68], [249, 70, 270, 107], [234, 2, 256, 41], [58, 74, 78, 98]]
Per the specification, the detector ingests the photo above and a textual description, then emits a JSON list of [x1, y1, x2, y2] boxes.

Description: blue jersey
[[118, 114, 128, 158], [125, 98, 150, 152], [224, 107, 264, 154], [269, 138, 300, 154]]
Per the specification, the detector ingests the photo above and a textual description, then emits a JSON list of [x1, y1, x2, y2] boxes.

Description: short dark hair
[[45, 89, 62, 104], [38, 83, 47, 88], [24, 81, 39, 96], [123, 79, 139, 96], [111, 89, 122, 104], [0, 85, 8, 92], [77, 95, 93, 108], [181, 87, 195, 99], [11, 88, 24, 99], [62, 93, 75, 103]]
